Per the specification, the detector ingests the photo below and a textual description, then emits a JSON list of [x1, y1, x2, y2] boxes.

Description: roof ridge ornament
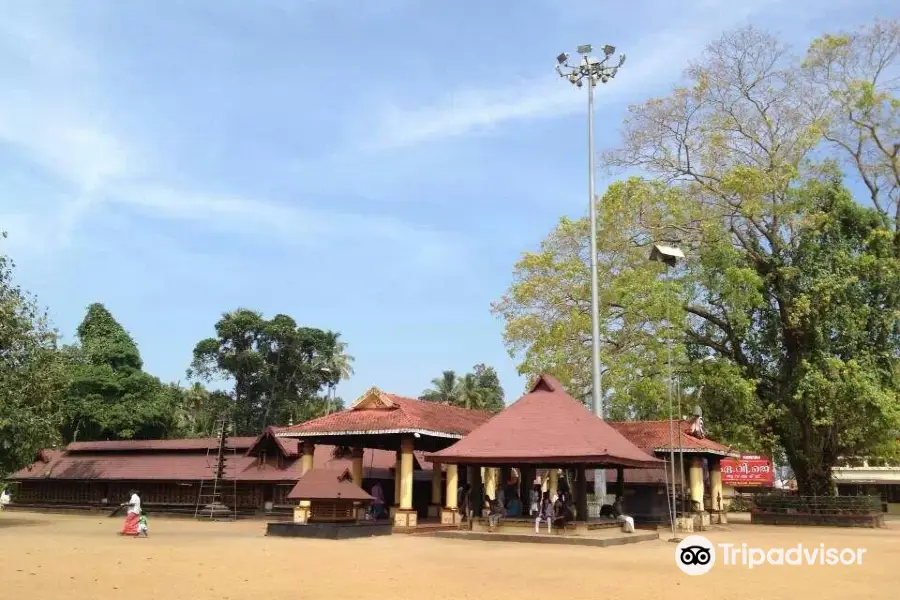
[[528, 374, 560, 393], [352, 386, 396, 410]]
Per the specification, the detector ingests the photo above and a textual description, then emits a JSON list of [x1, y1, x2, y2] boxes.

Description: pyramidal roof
[[427, 374, 662, 468]]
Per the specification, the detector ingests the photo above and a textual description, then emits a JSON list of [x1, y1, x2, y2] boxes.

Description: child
[[137, 514, 149, 537], [535, 493, 554, 533]]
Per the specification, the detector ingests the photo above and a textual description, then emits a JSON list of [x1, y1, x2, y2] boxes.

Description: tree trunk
[[786, 445, 835, 496]]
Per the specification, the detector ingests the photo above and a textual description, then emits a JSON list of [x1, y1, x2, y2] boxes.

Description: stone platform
[[266, 521, 393, 540], [431, 528, 658, 548]]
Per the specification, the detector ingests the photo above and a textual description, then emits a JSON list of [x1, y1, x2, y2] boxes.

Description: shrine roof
[[286, 468, 373, 502], [427, 375, 662, 468], [276, 387, 493, 441], [608, 420, 738, 457]]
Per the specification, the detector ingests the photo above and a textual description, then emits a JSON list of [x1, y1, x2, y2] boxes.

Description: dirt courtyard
[[2, 512, 898, 600]]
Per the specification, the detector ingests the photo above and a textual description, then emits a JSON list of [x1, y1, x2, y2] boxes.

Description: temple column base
[[440, 507, 459, 525], [675, 516, 694, 533], [427, 504, 441, 518], [389, 505, 398, 519], [709, 511, 728, 525], [393, 509, 417, 529], [293, 506, 311, 524]]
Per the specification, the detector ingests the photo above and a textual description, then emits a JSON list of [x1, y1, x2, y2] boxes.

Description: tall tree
[[495, 22, 900, 495], [471, 364, 506, 413], [419, 370, 459, 404], [60, 303, 181, 442], [188, 309, 345, 434], [419, 365, 506, 412], [0, 234, 68, 474]]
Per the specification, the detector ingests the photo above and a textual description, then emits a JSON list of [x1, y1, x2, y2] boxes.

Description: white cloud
[[361, 0, 786, 151], [0, 10, 468, 271]]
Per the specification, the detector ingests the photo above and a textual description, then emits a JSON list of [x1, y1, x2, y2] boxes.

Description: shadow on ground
[[0, 516, 50, 528]]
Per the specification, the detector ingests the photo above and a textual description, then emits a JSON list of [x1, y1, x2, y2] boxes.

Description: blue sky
[[1, 0, 895, 406]]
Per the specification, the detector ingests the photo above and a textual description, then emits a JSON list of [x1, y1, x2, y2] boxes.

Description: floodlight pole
[[556, 44, 625, 505]]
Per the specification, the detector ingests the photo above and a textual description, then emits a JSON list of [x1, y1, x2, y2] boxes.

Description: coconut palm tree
[[419, 370, 459, 404], [453, 373, 486, 410], [328, 333, 355, 381]]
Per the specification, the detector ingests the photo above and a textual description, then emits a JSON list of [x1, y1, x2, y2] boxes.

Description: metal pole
[[587, 63, 607, 503], [666, 267, 678, 537]]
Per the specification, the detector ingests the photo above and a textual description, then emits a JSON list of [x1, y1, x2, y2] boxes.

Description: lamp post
[[649, 242, 685, 542], [556, 44, 626, 504]]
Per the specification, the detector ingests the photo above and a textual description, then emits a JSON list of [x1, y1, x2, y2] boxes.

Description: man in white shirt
[[119, 489, 142, 536], [127, 491, 142, 516], [0, 489, 11, 510]]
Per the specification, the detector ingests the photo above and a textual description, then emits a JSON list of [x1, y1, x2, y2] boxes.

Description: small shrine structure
[[266, 468, 390, 539], [426, 374, 662, 527], [276, 387, 492, 529]]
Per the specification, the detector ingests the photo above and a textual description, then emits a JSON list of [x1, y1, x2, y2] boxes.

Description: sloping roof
[[286, 468, 373, 501], [276, 387, 492, 439], [608, 420, 737, 457], [10, 440, 433, 483], [65, 438, 258, 453], [427, 375, 662, 468], [246, 427, 299, 458]]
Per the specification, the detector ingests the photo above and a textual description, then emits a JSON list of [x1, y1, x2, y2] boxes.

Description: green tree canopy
[[188, 309, 350, 434], [419, 364, 505, 412], [59, 303, 181, 442], [0, 235, 68, 474], [494, 21, 900, 495]]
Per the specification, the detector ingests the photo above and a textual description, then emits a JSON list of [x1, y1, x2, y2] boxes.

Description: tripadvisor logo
[[675, 535, 867, 575]]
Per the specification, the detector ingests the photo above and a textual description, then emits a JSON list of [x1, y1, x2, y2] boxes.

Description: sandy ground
[[2, 512, 899, 600]]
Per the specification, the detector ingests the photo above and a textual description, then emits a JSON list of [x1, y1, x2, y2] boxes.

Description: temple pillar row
[[293, 441, 315, 523], [393, 451, 402, 507], [484, 467, 497, 501], [689, 456, 704, 512], [441, 464, 459, 525], [548, 469, 559, 499], [400, 436, 414, 510], [350, 447, 364, 488]]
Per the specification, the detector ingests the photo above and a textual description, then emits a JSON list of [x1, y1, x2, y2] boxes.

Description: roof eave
[[425, 454, 663, 468], [653, 447, 739, 457], [276, 428, 464, 440]]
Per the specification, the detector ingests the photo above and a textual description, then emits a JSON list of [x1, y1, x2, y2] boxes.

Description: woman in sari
[[119, 490, 141, 536]]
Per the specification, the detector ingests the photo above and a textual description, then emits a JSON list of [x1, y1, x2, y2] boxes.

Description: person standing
[[119, 490, 141, 536]]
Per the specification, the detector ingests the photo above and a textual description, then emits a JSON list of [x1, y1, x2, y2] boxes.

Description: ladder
[[194, 417, 238, 521]]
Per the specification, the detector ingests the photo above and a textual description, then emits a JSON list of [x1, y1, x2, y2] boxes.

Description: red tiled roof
[[427, 375, 662, 468], [286, 468, 373, 501], [66, 438, 258, 453], [277, 388, 492, 439], [10, 440, 431, 483], [246, 427, 299, 458], [607, 420, 736, 456]]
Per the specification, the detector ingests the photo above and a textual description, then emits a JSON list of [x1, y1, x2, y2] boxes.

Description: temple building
[[833, 458, 900, 515], [427, 374, 662, 525], [274, 386, 492, 528], [8, 377, 768, 531], [601, 418, 741, 527], [7, 433, 436, 515]]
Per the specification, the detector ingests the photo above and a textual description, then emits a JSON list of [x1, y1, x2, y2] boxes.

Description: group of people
[[482, 475, 576, 534], [533, 490, 575, 533]]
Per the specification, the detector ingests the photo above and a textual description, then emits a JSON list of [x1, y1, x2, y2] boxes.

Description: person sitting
[[506, 495, 522, 517], [535, 493, 554, 533], [487, 496, 506, 531], [368, 482, 386, 519], [552, 494, 570, 530], [529, 484, 541, 517]]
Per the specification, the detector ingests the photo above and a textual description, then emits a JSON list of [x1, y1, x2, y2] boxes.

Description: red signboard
[[720, 454, 774, 487]]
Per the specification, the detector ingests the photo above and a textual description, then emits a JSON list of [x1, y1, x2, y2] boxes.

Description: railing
[[751, 492, 884, 527]]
